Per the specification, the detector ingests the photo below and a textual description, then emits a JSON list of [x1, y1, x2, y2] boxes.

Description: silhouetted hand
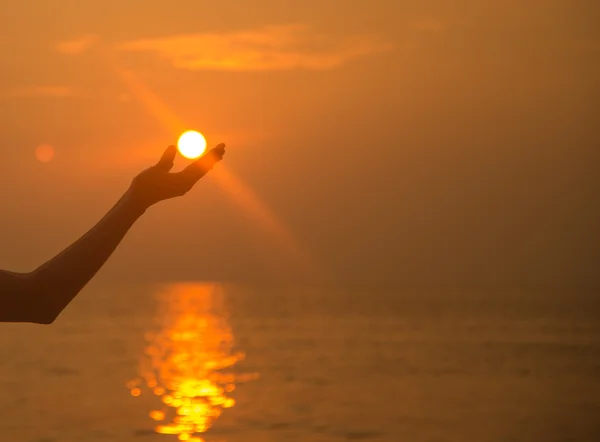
[[126, 143, 225, 211]]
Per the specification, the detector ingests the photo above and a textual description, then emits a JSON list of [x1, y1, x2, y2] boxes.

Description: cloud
[[117, 24, 393, 71], [56, 34, 98, 55], [7, 86, 81, 98]]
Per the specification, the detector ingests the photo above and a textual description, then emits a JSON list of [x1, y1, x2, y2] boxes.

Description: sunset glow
[[177, 131, 207, 159], [2, 2, 598, 441]]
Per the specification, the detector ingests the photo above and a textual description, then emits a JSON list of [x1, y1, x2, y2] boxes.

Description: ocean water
[[1, 283, 599, 442]]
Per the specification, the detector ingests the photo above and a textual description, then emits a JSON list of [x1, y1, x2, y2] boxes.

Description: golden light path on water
[[127, 283, 259, 441]]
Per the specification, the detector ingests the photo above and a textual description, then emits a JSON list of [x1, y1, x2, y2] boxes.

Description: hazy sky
[[1, 0, 598, 288]]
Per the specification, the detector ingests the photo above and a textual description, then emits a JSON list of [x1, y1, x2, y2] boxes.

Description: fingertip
[[208, 143, 225, 158], [163, 145, 176, 156]]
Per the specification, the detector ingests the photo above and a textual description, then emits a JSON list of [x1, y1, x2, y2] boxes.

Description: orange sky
[[1, 1, 599, 288]]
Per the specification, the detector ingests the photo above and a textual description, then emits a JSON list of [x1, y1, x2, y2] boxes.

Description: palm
[[129, 143, 225, 209]]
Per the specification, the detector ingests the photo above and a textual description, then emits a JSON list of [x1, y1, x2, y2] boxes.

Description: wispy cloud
[[116, 24, 393, 71], [6, 85, 81, 98], [56, 34, 98, 55]]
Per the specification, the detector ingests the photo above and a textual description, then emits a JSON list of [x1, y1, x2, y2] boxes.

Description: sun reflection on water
[[127, 283, 258, 441]]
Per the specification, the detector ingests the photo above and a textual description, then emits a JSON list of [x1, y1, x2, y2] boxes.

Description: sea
[[1, 282, 599, 442]]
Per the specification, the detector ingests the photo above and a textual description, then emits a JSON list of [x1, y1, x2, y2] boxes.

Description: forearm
[[27, 190, 146, 323], [1, 143, 225, 325]]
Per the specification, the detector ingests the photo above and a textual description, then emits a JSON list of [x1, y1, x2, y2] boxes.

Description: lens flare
[[35, 144, 55, 163]]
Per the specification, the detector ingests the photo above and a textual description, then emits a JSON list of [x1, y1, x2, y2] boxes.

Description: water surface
[[1, 283, 599, 441]]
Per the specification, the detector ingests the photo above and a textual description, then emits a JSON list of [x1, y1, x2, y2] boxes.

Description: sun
[[177, 130, 207, 159]]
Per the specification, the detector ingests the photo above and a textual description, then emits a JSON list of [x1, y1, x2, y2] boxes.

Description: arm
[[0, 143, 225, 324]]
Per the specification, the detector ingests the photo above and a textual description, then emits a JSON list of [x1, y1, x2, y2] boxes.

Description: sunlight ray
[[212, 165, 315, 273], [116, 69, 187, 135], [112, 65, 315, 274]]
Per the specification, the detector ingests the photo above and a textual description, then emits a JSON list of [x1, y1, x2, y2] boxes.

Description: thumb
[[155, 145, 177, 171]]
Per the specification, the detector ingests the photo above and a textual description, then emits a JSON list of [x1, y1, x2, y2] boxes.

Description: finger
[[155, 145, 177, 171], [164, 175, 194, 197], [181, 143, 226, 178]]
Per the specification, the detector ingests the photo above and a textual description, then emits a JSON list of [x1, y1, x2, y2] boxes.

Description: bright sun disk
[[177, 130, 207, 159]]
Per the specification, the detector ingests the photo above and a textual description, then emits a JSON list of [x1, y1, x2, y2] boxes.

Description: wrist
[[120, 189, 148, 219]]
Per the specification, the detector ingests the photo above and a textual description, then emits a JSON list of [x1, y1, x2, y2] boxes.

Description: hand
[[127, 143, 226, 211]]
